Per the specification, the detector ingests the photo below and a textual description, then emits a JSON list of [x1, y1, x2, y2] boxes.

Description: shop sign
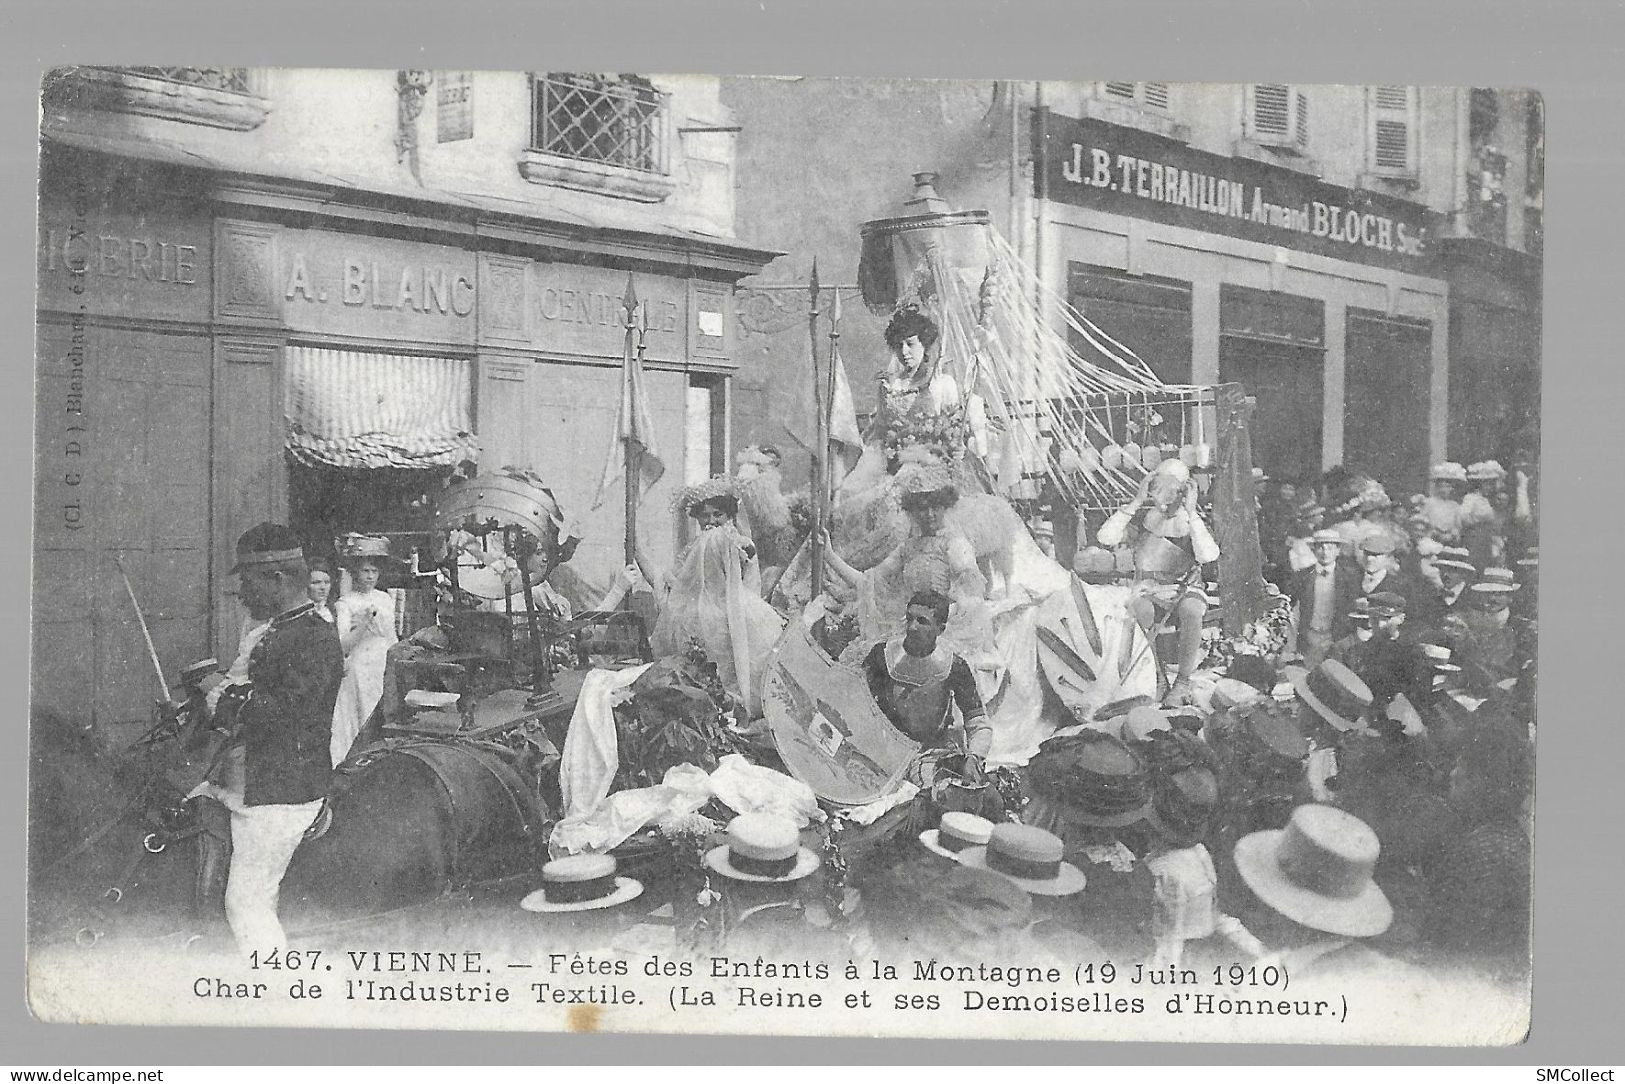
[[437, 72, 474, 143], [1038, 110, 1438, 274], [533, 263, 688, 363], [279, 228, 478, 345], [37, 200, 210, 322]]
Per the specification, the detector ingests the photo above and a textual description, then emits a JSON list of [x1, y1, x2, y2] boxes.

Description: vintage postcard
[[28, 70, 1539, 1044]]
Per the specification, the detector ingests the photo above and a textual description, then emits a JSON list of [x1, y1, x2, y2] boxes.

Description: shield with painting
[[763, 622, 919, 805]]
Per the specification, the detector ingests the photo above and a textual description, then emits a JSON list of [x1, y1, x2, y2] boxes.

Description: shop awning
[[285, 347, 479, 470]]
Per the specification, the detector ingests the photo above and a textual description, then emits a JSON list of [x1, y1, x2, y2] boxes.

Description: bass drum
[[282, 739, 548, 923]]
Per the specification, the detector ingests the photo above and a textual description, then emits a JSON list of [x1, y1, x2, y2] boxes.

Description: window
[[43, 65, 269, 130], [531, 73, 668, 174], [520, 73, 677, 201], [1366, 86, 1420, 179], [1244, 83, 1310, 154], [1100, 81, 1171, 111]]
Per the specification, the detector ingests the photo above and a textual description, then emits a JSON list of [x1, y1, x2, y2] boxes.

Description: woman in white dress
[[329, 540, 398, 767]]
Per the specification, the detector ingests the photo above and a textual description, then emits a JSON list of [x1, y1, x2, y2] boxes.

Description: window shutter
[[1103, 81, 1137, 101], [1252, 83, 1292, 140], [1143, 82, 1170, 110], [1294, 89, 1310, 150], [1369, 85, 1418, 174]]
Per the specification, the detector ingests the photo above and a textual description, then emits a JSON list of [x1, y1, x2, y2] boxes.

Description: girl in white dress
[[330, 550, 397, 766]]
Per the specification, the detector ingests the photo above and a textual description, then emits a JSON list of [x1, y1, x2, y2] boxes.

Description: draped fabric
[[285, 347, 478, 469]]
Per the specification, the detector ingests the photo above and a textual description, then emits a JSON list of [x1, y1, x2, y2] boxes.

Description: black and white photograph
[[26, 68, 1542, 1045]]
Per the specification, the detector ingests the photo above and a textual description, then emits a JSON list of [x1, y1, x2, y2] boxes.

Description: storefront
[[35, 140, 775, 738], [1037, 109, 1450, 495]]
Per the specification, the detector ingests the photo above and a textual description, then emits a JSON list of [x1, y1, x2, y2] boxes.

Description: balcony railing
[[108, 67, 252, 93], [530, 74, 669, 175]]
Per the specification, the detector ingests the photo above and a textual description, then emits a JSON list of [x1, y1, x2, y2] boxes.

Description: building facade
[[36, 68, 777, 738], [724, 78, 1542, 509]]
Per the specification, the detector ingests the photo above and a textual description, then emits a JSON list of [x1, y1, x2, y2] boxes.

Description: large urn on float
[[857, 172, 995, 319]]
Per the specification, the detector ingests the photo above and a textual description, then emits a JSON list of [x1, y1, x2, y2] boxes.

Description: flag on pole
[[591, 315, 665, 510], [828, 348, 864, 483]]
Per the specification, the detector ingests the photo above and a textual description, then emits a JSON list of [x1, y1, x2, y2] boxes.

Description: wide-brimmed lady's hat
[[1467, 460, 1507, 482], [1026, 729, 1152, 828], [1208, 699, 1309, 781], [520, 853, 645, 913], [675, 475, 742, 519], [1471, 568, 1520, 594], [1233, 804, 1393, 937], [335, 533, 404, 572], [1292, 660, 1373, 733], [920, 811, 994, 861], [959, 823, 1087, 897], [895, 453, 958, 512], [1429, 462, 1468, 483], [704, 813, 822, 883], [1138, 728, 1222, 848]]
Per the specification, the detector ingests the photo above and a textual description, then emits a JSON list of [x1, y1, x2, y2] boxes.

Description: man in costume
[[195, 523, 344, 953], [1095, 458, 1220, 707], [862, 589, 991, 788], [1290, 527, 1360, 667]]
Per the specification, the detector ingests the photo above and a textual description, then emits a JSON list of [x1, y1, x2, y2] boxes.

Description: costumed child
[[1133, 722, 1266, 968], [650, 477, 786, 716]]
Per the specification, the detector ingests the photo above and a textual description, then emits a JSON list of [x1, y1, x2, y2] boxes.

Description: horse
[[28, 707, 552, 949]]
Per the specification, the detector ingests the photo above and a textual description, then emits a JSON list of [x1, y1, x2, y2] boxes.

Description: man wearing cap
[[200, 523, 344, 954], [1289, 529, 1359, 667], [1332, 592, 1429, 721], [1095, 458, 1220, 706]]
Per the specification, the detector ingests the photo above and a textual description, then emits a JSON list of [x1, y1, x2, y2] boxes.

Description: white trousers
[[223, 798, 322, 955]]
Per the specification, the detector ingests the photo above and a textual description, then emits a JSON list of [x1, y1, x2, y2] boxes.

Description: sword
[[113, 556, 182, 714]]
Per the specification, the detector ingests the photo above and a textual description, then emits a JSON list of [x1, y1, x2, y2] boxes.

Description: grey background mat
[[1, 0, 1617, 1066]]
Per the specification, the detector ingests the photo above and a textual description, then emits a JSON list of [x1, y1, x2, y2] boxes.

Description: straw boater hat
[[1310, 528, 1342, 547], [676, 475, 742, 519], [229, 522, 306, 574], [959, 823, 1087, 897], [1292, 660, 1374, 733], [1430, 462, 1468, 483], [920, 811, 995, 861], [520, 853, 644, 913], [1471, 568, 1520, 594], [1434, 547, 1476, 576], [704, 813, 822, 883], [1233, 804, 1394, 937], [1467, 460, 1507, 482], [1516, 546, 1539, 570], [1421, 642, 1461, 674]]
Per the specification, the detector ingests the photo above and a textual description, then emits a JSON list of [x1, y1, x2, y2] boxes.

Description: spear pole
[[825, 285, 843, 510], [808, 260, 827, 598], [621, 275, 640, 567]]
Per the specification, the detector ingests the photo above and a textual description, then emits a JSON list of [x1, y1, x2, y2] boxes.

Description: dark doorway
[[1219, 286, 1326, 487], [1344, 310, 1432, 496]]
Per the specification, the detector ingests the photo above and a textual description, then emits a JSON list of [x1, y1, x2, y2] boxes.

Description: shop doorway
[[1344, 310, 1432, 497], [1219, 286, 1326, 487]]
